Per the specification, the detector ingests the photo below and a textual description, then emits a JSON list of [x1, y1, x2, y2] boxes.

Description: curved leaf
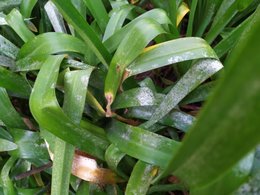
[[1, 156, 17, 195], [20, 0, 37, 18], [127, 37, 218, 76], [52, 69, 93, 195], [5, 9, 35, 42], [17, 32, 88, 59], [126, 161, 157, 195], [29, 55, 109, 160], [51, 0, 112, 66], [104, 18, 165, 114], [107, 120, 181, 167], [112, 87, 159, 109], [103, 8, 171, 52]]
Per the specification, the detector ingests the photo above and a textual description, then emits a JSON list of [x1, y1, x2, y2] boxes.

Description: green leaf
[[235, 147, 260, 194], [103, 8, 171, 53], [104, 18, 165, 114], [20, 0, 38, 18], [126, 161, 157, 195], [0, 67, 31, 98], [5, 9, 35, 42], [83, 0, 109, 32], [214, 14, 252, 58], [237, 0, 254, 12], [190, 153, 254, 195], [0, 87, 27, 129], [142, 59, 223, 128], [0, 56, 15, 68], [29, 55, 109, 160], [51, 0, 112, 67], [0, 138, 17, 152], [105, 144, 127, 178], [76, 181, 90, 195], [0, 35, 19, 59], [148, 184, 186, 194], [163, 5, 260, 187], [9, 128, 49, 160], [127, 107, 195, 132], [1, 156, 17, 195], [0, 0, 21, 12], [17, 32, 89, 60], [106, 120, 180, 168], [52, 69, 92, 195], [186, 0, 198, 36], [127, 37, 218, 76], [112, 87, 159, 109], [205, 0, 253, 44], [15, 54, 49, 72], [194, 0, 222, 37], [103, 5, 134, 41], [180, 81, 216, 105]]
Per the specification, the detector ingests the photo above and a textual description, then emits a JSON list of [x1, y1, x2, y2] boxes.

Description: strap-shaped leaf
[[16, 54, 50, 72], [163, 6, 260, 187], [5, 9, 35, 42], [143, 59, 223, 128], [176, 2, 190, 26], [112, 87, 160, 109], [186, 0, 198, 36], [44, 1, 67, 33], [0, 67, 31, 98], [51, 69, 92, 195], [126, 37, 218, 76], [205, 0, 253, 44], [83, 0, 109, 33], [29, 55, 109, 160], [0, 87, 26, 128], [0, 35, 19, 59], [214, 14, 252, 58], [106, 120, 180, 167], [17, 32, 88, 59], [194, 0, 222, 37], [20, 0, 37, 18], [103, 8, 171, 52], [51, 0, 111, 67], [1, 156, 17, 195], [180, 81, 216, 105], [125, 161, 157, 195], [104, 18, 165, 115], [105, 144, 127, 178], [0, 0, 21, 12], [0, 56, 15, 68], [103, 4, 134, 41], [127, 107, 195, 132]]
